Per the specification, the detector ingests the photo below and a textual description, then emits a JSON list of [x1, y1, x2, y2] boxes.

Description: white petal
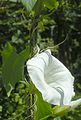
[[44, 54, 75, 105], [27, 50, 50, 72], [45, 49, 51, 54], [27, 65, 61, 105], [42, 86, 61, 105], [27, 65, 48, 93], [27, 49, 75, 105], [70, 98, 81, 109]]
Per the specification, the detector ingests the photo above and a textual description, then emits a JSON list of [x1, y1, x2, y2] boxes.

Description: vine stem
[[40, 29, 72, 53], [40, 114, 52, 120], [28, 16, 38, 120]]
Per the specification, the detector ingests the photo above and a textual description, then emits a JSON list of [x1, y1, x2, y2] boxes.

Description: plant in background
[[0, 0, 81, 120]]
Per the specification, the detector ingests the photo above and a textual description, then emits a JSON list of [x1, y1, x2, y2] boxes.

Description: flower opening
[[27, 49, 75, 106]]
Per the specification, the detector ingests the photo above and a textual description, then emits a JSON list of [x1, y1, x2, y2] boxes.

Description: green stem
[[28, 17, 38, 120], [40, 114, 52, 120]]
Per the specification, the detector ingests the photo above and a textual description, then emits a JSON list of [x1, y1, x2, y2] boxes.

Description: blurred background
[[0, 0, 81, 120]]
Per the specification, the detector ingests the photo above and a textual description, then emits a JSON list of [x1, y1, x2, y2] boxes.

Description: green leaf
[[35, 92, 52, 120], [79, 2, 81, 7], [35, 94, 70, 120], [24, 82, 70, 119], [9, 0, 17, 2], [2, 42, 30, 92], [54, 117, 61, 120], [43, 0, 59, 10], [33, 0, 59, 16], [0, 106, 2, 112], [33, 0, 43, 16], [20, 0, 37, 12]]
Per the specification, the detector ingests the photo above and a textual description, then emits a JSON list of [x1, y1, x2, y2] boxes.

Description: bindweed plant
[[0, 0, 81, 120]]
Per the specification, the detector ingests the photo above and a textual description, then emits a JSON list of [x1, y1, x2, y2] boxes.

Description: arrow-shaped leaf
[[2, 42, 30, 92], [20, 0, 37, 12]]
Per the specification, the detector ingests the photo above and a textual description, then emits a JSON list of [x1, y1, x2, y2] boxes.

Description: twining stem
[[28, 16, 38, 120]]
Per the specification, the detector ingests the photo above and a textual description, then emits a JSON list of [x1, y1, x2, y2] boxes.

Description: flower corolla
[[27, 49, 77, 106]]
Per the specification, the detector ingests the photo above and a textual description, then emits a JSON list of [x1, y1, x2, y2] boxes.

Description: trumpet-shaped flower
[[27, 49, 79, 106]]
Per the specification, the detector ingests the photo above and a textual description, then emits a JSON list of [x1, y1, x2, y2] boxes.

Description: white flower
[[27, 49, 75, 106], [70, 98, 81, 109]]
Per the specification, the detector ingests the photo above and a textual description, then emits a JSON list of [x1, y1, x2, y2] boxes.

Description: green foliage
[[43, 0, 59, 10], [35, 92, 70, 120], [54, 117, 61, 120], [0, 81, 32, 120], [35, 92, 52, 120], [20, 0, 59, 17], [0, 78, 71, 120], [27, 83, 71, 120], [52, 106, 70, 117], [20, 0, 37, 12], [2, 42, 30, 92], [0, 0, 81, 120]]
